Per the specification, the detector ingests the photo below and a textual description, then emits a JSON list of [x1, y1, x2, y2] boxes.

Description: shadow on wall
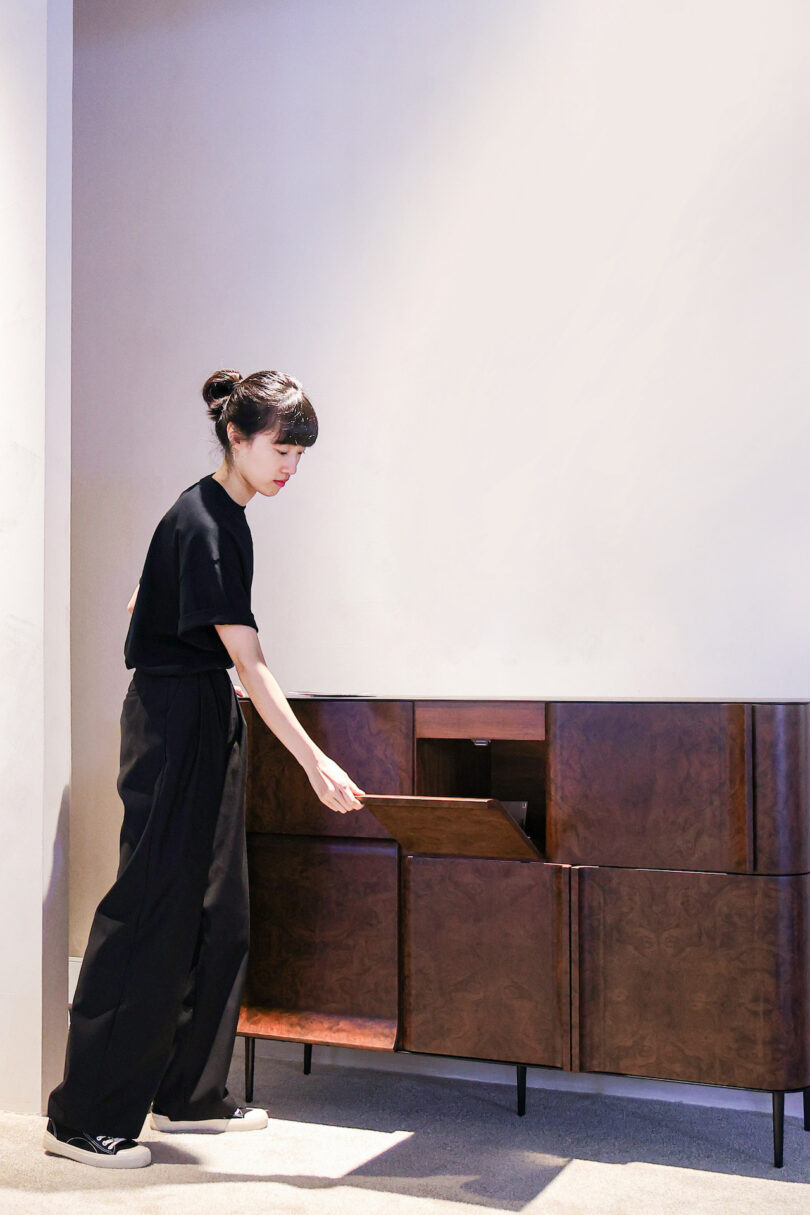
[[76, 0, 220, 39], [41, 782, 70, 1111]]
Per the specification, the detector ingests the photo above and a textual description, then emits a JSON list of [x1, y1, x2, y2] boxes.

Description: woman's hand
[[305, 751, 366, 813]]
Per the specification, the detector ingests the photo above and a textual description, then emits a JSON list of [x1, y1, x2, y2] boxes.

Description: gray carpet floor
[[3, 1039, 810, 1214]]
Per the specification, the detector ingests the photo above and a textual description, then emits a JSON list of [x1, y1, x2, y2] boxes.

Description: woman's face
[[230, 426, 306, 497]]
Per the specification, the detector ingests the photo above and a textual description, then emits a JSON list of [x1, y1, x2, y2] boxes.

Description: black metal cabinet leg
[[303, 1043, 312, 1074], [516, 1065, 527, 1116], [804, 1087, 810, 1132], [773, 1091, 784, 1168], [245, 1036, 255, 1103]]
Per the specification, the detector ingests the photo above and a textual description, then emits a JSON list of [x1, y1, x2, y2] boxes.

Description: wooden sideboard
[[235, 698, 810, 1168]]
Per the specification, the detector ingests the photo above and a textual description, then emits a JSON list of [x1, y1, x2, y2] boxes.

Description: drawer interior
[[415, 736, 547, 855]]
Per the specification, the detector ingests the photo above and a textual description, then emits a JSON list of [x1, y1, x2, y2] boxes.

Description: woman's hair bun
[[202, 369, 242, 417]]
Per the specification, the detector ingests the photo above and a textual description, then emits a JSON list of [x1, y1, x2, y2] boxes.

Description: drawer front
[[415, 701, 545, 741], [401, 857, 569, 1067], [547, 702, 752, 872], [244, 699, 413, 836], [575, 866, 810, 1089]]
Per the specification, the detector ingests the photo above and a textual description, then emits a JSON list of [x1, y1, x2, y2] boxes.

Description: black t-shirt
[[124, 473, 258, 674]]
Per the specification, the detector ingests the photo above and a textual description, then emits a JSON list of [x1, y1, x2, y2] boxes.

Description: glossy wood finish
[[401, 856, 569, 1066], [575, 866, 810, 1089], [547, 702, 753, 872], [237, 1008, 397, 1050], [241, 834, 399, 1048], [361, 795, 543, 860], [754, 703, 810, 875], [415, 700, 545, 740], [242, 699, 412, 837]]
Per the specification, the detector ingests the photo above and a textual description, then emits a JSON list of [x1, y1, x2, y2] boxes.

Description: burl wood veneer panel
[[414, 701, 545, 741], [241, 834, 398, 1048], [547, 702, 752, 871], [754, 704, 810, 875], [237, 1007, 397, 1050], [401, 857, 569, 1067], [361, 796, 542, 860], [242, 698, 412, 837], [575, 866, 810, 1089]]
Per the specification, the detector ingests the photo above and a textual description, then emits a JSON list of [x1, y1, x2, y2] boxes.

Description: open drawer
[[359, 794, 543, 860]]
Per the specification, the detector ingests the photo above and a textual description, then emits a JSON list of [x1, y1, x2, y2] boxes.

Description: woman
[[44, 369, 366, 1168]]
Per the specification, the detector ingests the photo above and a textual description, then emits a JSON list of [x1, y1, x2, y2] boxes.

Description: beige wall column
[[0, 0, 72, 1114]]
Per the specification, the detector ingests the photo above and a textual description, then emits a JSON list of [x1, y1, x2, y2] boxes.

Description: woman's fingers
[[333, 785, 359, 813], [311, 754, 366, 813], [319, 773, 349, 814], [331, 781, 363, 813]]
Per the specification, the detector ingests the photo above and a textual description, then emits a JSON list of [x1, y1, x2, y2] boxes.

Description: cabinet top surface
[[275, 694, 810, 705]]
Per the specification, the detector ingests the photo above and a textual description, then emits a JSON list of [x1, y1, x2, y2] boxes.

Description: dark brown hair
[[202, 369, 318, 462]]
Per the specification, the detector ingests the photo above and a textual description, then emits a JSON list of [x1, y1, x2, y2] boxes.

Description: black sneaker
[[43, 1117, 151, 1168]]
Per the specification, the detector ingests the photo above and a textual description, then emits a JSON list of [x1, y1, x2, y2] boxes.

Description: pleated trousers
[[47, 668, 250, 1140]]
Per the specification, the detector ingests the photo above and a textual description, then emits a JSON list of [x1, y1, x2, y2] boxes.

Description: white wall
[[71, 1, 806, 963], [0, 0, 72, 1113]]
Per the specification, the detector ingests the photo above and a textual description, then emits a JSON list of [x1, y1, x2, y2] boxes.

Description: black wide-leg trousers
[[47, 668, 250, 1140]]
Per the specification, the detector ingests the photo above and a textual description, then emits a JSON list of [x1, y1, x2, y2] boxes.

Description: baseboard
[[68, 956, 804, 1118]]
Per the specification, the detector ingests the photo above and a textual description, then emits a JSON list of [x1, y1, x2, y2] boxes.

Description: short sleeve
[[178, 521, 258, 638]]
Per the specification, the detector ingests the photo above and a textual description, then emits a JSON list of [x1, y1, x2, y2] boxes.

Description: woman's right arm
[[215, 622, 366, 815]]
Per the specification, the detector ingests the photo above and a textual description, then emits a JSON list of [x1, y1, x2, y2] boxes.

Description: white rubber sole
[[150, 1107, 268, 1133], [43, 1129, 151, 1168]]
